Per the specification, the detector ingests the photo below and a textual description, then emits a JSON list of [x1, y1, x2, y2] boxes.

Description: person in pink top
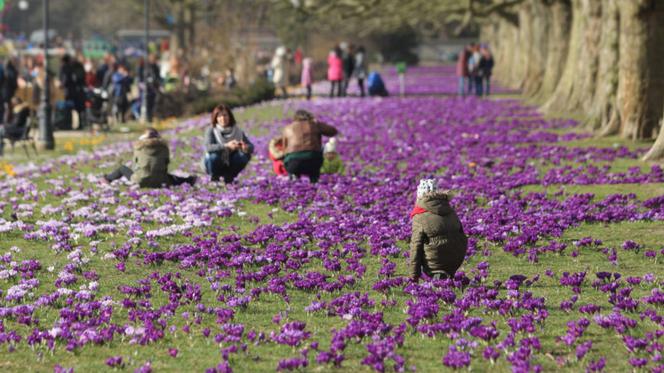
[[327, 46, 343, 98], [301, 57, 313, 100]]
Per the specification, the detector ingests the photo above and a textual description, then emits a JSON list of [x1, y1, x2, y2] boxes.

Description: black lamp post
[[38, 0, 54, 150], [140, 0, 150, 123]]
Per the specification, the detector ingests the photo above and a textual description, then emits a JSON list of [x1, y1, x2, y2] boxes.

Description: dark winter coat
[[130, 138, 172, 188], [409, 192, 468, 280], [2, 62, 18, 102]]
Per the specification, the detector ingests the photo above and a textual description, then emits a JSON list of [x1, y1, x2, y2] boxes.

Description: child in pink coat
[[301, 57, 313, 100], [327, 47, 343, 98]]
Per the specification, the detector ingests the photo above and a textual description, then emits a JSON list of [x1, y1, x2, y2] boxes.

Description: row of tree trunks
[[485, 0, 664, 160]]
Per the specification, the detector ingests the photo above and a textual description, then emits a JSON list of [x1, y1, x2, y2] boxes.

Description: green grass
[[0, 101, 662, 373]]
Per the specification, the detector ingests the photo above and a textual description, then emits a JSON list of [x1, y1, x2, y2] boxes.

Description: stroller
[[85, 88, 110, 130]]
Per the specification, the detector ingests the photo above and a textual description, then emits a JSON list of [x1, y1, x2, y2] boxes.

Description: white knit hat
[[416, 179, 438, 198], [324, 138, 337, 154]]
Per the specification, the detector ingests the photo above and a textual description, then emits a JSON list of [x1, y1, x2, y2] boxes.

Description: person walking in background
[[84, 59, 97, 88], [301, 57, 313, 100], [409, 179, 468, 282], [479, 45, 494, 97], [280, 109, 338, 183], [271, 46, 290, 98], [203, 104, 254, 183], [138, 54, 161, 122], [2, 58, 18, 124], [111, 64, 133, 123], [468, 44, 483, 97], [96, 53, 115, 88], [59, 54, 87, 129], [340, 43, 355, 96], [456, 45, 470, 97], [354, 46, 368, 97], [327, 47, 343, 98], [104, 128, 196, 187]]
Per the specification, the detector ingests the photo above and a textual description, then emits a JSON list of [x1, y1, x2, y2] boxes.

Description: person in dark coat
[[59, 54, 87, 129], [341, 43, 355, 96], [104, 128, 196, 187], [409, 179, 468, 281], [479, 45, 495, 97], [2, 59, 18, 124], [138, 54, 161, 122], [203, 104, 254, 183], [111, 64, 133, 123]]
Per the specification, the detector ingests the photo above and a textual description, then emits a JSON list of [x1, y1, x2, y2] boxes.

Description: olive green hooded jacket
[[130, 138, 172, 188], [409, 192, 468, 280]]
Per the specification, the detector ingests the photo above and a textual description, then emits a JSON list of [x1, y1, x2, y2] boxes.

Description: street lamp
[[140, 0, 150, 123], [38, 0, 54, 150], [18, 0, 29, 38]]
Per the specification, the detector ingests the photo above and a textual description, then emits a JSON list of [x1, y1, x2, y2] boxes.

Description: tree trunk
[[493, 17, 523, 89], [542, 0, 583, 112], [643, 108, 664, 161], [570, 0, 602, 112], [615, 0, 664, 140], [533, 0, 572, 102], [588, 0, 620, 133], [521, 0, 550, 96]]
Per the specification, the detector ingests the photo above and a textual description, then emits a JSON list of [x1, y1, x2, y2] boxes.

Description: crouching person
[[204, 104, 254, 183], [409, 179, 468, 282], [281, 110, 338, 183], [104, 128, 196, 187]]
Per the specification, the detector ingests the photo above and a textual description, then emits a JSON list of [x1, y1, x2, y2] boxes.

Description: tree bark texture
[[533, 0, 572, 102], [590, 0, 620, 134]]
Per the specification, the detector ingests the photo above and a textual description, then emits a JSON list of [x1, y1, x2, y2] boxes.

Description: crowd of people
[[269, 42, 387, 100], [456, 43, 494, 97], [325, 42, 368, 98]]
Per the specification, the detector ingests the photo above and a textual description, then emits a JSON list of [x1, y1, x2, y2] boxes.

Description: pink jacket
[[456, 49, 469, 77], [301, 58, 313, 86], [327, 53, 343, 81]]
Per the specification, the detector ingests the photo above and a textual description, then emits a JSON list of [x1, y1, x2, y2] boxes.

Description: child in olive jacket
[[409, 179, 468, 281]]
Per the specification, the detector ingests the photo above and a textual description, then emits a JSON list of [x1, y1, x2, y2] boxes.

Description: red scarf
[[410, 205, 427, 219]]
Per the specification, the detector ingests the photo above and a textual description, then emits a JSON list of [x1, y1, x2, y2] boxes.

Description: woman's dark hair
[[294, 109, 314, 123], [211, 103, 236, 127]]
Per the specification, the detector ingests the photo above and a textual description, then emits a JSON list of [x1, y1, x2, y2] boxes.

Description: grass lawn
[[0, 98, 662, 373]]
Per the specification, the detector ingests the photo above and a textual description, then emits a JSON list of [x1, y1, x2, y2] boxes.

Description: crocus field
[[0, 69, 663, 373]]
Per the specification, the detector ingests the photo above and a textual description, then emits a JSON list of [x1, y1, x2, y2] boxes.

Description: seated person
[[321, 138, 345, 175], [0, 97, 31, 156], [203, 104, 254, 183], [367, 72, 389, 97], [104, 128, 196, 188]]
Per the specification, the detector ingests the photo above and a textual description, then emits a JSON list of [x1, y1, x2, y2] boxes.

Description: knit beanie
[[416, 179, 438, 198], [324, 138, 337, 154]]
